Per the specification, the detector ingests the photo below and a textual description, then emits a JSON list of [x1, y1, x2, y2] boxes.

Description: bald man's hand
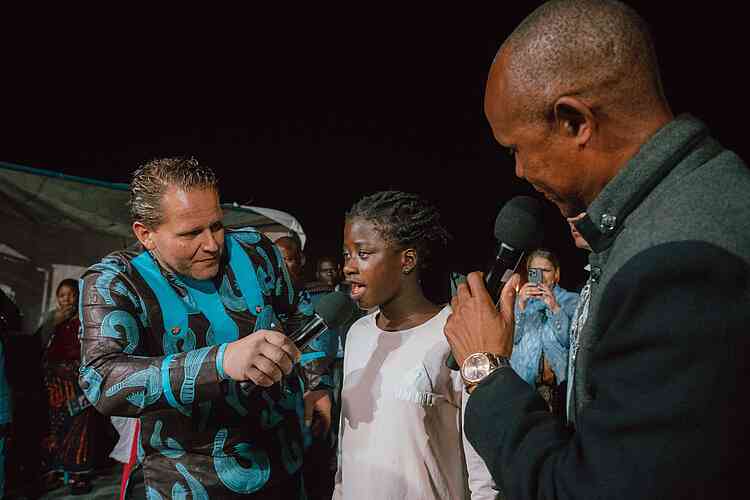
[[444, 271, 520, 367]]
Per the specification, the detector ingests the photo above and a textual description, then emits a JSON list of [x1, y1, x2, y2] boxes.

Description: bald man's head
[[497, 0, 667, 125], [484, 0, 674, 216]]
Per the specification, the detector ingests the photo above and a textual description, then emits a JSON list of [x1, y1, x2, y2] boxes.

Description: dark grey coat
[[466, 115, 750, 499]]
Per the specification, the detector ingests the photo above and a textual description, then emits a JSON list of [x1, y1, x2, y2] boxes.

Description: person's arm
[[79, 261, 299, 417], [78, 268, 227, 417], [460, 384, 501, 500], [463, 242, 750, 499]]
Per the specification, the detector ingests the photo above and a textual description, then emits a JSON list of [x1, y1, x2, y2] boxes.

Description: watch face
[[462, 353, 492, 383]]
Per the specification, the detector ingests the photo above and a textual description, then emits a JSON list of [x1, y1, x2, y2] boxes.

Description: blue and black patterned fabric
[[79, 229, 313, 498]]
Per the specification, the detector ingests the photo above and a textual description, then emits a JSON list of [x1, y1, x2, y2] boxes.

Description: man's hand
[[304, 389, 332, 437], [222, 330, 300, 386], [444, 271, 520, 367]]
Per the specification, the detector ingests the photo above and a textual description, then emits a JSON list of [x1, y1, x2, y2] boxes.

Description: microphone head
[[315, 291, 358, 329], [494, 196, 544, 250]]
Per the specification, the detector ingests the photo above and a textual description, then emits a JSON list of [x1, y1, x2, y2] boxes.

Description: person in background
[[315, 257, 342, 290], [566, 212, 591, 252], [40, 279, 99, 495], [564, 212, 593, 424], [274, 238, 337, 500], [0, 288, 20, 499], [510, 249, 578, 419], [275, 236, 307, 286]]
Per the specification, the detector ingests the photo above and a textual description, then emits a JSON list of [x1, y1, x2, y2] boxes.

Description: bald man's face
[[484, 52, 588, 218]]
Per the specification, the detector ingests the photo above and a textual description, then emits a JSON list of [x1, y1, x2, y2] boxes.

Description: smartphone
[[527, 268, 543, 285]]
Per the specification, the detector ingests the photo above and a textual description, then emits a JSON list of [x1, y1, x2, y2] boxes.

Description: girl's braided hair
[[346, 191, 450, 271]]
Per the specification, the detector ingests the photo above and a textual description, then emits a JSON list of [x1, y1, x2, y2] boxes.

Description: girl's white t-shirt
[[332, 305, 499, 500]]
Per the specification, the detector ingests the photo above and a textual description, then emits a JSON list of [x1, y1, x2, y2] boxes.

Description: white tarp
[[0, 161, 305, 334]]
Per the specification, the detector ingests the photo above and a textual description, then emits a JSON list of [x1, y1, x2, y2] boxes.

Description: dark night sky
[[3, 3, 748, 290]]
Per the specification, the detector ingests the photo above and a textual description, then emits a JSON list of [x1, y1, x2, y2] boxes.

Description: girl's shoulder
[[346, 309, 378, 336]]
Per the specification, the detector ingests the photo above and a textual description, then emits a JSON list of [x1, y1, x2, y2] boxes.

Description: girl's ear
[[402, 248, 418, 275]]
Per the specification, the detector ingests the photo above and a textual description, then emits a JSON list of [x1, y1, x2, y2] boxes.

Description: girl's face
[[57, 284, 78, 309], [342, 218, 406, 310]]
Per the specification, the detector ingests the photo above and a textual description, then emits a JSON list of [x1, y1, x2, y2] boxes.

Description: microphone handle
[[446, 245, 525, 371], [239, 317, 329, 395]]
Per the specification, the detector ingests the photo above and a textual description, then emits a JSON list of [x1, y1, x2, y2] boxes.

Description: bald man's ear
[[553, 96, 593, 148]]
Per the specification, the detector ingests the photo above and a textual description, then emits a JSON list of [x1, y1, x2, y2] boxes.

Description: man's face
[[277, 241, 305, 285], [317, 259, 341, 287], [137, 186, 225, 281], [484, 53, 589, 218]]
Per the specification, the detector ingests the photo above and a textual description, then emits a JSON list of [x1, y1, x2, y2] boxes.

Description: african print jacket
[[79, 229, 313, 498]]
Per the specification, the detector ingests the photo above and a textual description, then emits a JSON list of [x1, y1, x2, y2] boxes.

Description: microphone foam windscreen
[[494, 195, 544, 250], [315, 291, 358, 329]]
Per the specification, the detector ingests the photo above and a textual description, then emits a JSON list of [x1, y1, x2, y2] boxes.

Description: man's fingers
[[450, 290, 462, 311], [259, 342, 294, 375], [263, 330, 301, 363], [466, 271, 496, 308], [455, 281, 471, 303], [247, 366, 275, 387], [252, 355, 284, 383]]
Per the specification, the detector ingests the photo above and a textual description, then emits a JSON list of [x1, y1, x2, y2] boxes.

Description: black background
[[3, 2, 748, 291]]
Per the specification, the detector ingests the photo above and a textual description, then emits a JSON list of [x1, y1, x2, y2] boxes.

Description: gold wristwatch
[[460, 352, 510, 388]]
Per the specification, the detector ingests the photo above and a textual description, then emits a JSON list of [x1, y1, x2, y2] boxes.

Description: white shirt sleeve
[[461, 384, 503, 500], [332, 421, 343, 500]]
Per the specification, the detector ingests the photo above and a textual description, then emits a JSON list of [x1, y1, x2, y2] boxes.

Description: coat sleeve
[[464, 241, 750, 499], [78, 266, 226, 417]]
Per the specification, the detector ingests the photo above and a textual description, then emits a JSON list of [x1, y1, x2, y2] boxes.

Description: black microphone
[[240, 290, 357, 394], [447, 196, 544, 370]]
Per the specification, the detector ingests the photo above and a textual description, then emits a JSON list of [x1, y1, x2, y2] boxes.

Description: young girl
[[333, 191, 499, 500]]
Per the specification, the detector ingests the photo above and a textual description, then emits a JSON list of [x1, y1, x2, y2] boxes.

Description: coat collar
[[574, 114, 710, 253]]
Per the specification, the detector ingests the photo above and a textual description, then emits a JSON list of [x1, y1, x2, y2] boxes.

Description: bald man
[[445, 1, 750, 498]]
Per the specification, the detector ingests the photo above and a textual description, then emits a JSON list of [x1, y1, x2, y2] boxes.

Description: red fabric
[[119, 419, 140, 500], [46, 317, 81, 363]]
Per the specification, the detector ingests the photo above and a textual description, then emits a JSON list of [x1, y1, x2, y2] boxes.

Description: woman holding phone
[[510, 249, 579, 419]]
